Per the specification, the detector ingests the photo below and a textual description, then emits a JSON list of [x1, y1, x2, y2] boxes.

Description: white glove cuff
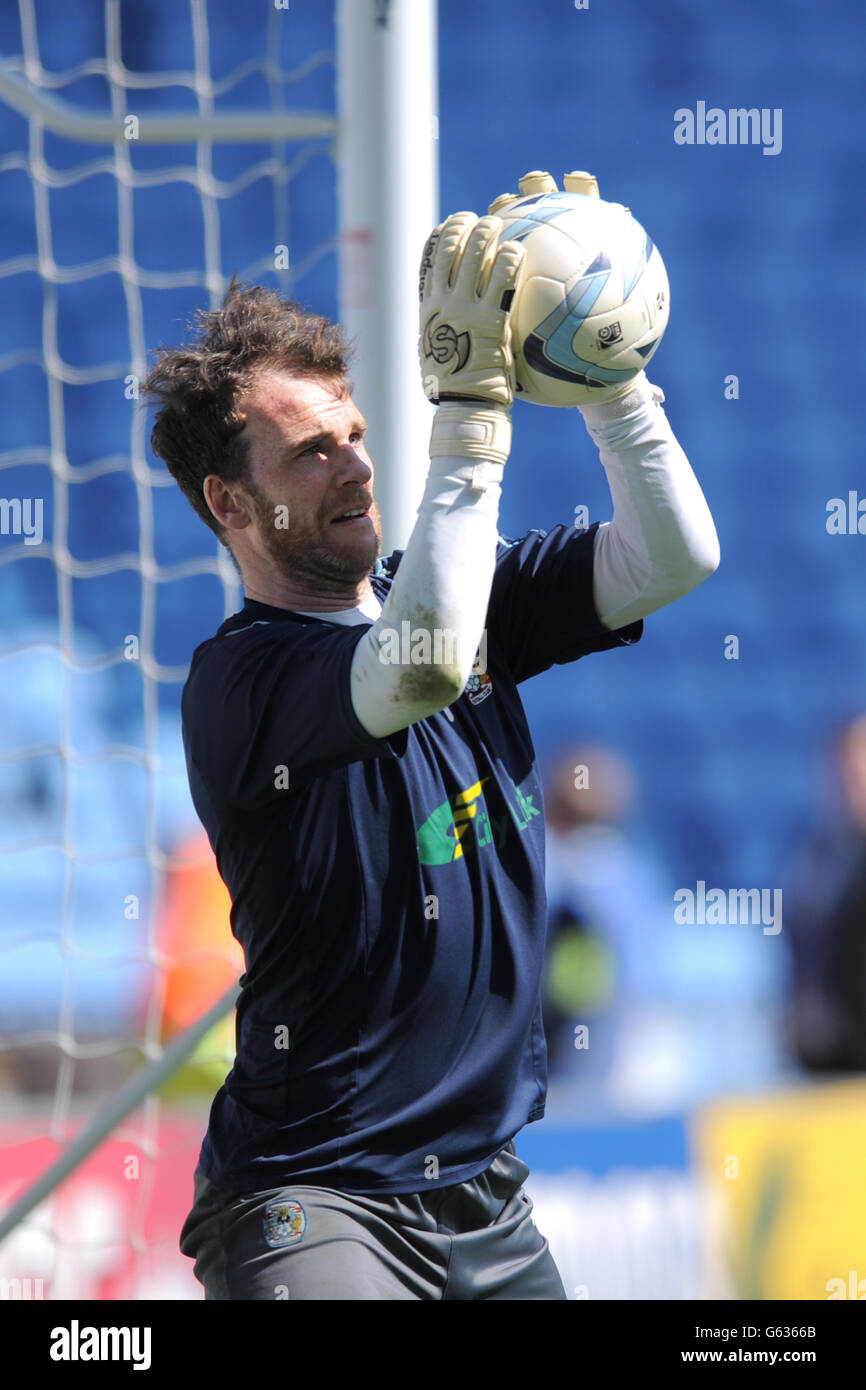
[[577, 372, 665, 426], [429, 402, 512, 468]]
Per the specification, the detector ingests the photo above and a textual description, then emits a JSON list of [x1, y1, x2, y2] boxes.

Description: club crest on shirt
[[465, 652, 493, 706], [264, 1198, 306, 1248]]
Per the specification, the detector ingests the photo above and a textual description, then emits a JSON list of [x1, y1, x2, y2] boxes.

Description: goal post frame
[[0, 0, 439, 1256], [336, 0, 439, 554], [0, 0, 439, 551]]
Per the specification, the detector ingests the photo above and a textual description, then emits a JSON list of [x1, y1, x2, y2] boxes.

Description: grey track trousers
[[180, 1140, 567, 1301]]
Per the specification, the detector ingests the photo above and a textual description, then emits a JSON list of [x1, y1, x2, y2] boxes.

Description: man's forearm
[[351, 207, 524, 741], [581, 375, 720, 630], [350, 406, 509, 739]]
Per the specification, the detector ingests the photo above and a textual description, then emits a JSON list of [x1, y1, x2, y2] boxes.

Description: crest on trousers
[[264, 1198, 306, 1248]]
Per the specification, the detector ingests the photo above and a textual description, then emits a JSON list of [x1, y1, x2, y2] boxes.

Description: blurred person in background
[[542, 743, 683, 1112], [783, 711, 866, 1073], [542, 741, 785, 1115], [152, 830, 243, 1102]]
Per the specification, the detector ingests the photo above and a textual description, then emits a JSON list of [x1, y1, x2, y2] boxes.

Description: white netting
[[0, 0, 337, 1299]]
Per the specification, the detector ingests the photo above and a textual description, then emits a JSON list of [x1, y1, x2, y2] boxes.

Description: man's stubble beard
[[249, 485, 383, 591]]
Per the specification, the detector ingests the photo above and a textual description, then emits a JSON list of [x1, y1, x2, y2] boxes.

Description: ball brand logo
[[597, 322, 622, 348], [423, 314, 471, 373]]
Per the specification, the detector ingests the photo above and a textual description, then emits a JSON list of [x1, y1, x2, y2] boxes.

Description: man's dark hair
[[144, 277, 352, 544]]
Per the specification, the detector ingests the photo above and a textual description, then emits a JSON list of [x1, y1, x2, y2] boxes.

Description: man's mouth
[[331, 507, 371, 525]]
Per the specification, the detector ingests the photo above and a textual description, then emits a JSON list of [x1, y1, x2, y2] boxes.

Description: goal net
[[0, 0, 346, 1301]]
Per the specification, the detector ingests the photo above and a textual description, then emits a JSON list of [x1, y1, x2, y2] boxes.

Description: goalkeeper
[[147, 169, 720, 1301]]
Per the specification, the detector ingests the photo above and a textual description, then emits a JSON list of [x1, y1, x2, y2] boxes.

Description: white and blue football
[[496, 184, 669, 406]]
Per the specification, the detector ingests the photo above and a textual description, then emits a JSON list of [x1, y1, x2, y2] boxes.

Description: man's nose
[[337, 442, 372, 483]]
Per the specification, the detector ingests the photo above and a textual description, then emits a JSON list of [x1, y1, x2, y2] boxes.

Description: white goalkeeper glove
[[419, 212, 525, 467]]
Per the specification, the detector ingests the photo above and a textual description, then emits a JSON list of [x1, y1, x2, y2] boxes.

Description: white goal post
[[0, 0, 438, 548], [0, 0, 437, 1279], [336, 0, 439, 553]]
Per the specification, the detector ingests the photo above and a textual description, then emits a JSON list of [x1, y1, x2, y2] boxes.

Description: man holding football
[[147, 169, 719, 1300]]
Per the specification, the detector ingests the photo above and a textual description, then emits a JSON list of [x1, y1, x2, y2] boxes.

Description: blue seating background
[[1, 0, 863, 1041]]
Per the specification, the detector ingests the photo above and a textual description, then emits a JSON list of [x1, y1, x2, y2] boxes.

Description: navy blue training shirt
[[182, 521, 642, 1195]]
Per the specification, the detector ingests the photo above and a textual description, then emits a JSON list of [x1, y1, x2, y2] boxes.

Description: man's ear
[[204, 474, 254, 534]]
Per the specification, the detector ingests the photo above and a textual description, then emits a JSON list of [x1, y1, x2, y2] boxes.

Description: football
[[494, 174, 670, 406]]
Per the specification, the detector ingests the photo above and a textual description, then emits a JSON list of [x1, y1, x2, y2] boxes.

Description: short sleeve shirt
[[182, 522, 642, 1194]]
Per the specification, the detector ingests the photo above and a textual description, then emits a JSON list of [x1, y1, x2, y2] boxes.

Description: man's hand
[[487, 168, 599, 214], [419, 212, 525, 410]]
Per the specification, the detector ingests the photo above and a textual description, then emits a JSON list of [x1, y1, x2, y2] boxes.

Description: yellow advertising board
[[694, 1079, 866, 1300]]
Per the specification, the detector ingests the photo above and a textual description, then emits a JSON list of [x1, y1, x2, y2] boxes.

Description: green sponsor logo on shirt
[[416, 777, 540, 865]]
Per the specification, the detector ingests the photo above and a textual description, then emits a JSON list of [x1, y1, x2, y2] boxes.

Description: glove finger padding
[[484, 237, 525, 313], [418, 212, 526, 408], [450, 215, 501, 300], [421, 211, 475, 299]]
